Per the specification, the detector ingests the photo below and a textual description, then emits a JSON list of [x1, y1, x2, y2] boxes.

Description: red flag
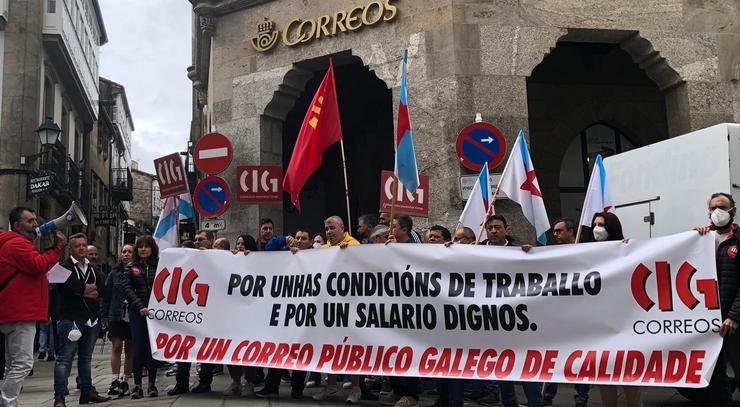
[[283, 60, 343, 212]]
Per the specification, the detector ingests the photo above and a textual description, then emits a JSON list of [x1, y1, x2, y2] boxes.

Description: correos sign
[[251, 0, 398, 52]]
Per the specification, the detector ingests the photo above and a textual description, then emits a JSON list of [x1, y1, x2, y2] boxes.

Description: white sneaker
[[343, 381, 353, 389], [305, 380, 317, 388], [346, 387, 361, 405], [379, 391, 400, 406], [223, 381, 242, 396], [313, 384, 338, 401], [394, 396, 419, 407], [241, 382, 255, 397]]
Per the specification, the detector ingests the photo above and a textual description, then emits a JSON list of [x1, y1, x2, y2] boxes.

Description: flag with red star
[[497, 130, 551, 244]]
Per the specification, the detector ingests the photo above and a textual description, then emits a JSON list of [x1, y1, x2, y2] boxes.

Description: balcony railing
[[111, 167, 133, 202], [38, 141, 80, 202]]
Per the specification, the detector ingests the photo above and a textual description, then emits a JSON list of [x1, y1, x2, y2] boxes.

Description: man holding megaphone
[[0, 206, 65, 407]]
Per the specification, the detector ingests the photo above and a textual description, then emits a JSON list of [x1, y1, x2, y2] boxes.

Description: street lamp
[[35, 117, 62, 146]]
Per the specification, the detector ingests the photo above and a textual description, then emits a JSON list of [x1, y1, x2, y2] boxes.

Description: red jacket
[[0, 231, 62, 324]]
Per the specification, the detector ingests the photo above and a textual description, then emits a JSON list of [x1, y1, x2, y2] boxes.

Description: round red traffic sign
[[455, 122, 507, 172], [193, 176, 231, 218], [193, 132, 233, 174]]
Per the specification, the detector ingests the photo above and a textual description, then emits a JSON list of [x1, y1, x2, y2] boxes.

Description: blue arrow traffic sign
[[193, 176, 231, 218]]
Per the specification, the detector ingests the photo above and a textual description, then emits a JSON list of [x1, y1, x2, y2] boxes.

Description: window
[[559, 123, 637, 220], [60, 105, 69, 149], [43, 77, 54, 120], [47, 0, 56, 13]]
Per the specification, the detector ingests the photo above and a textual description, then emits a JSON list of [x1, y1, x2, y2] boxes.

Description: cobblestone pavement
[[9, 340, 719, 406]]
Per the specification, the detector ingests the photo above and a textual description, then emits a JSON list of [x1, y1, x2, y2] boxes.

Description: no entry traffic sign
[[194, 132, 233, 174], [455, 122, 507, 172], [193, 176, 231, 218]]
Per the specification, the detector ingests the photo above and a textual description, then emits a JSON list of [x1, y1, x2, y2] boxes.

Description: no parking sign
[[193, 176, 231, 218], [455, 122, 507, 172]]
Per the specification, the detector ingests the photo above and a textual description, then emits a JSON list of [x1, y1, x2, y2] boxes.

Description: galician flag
[[394, 49, 419, 192], [154, 191, 195, 250], [579, 154, 614, 227], [459, 162, 492, 232], [498, 130, 551, 245]]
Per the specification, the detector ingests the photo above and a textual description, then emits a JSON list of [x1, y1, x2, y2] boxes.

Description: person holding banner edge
[[312, 216, 364, 404], [694, 192, 740, 406], [586, 213, 643, 407], [541, 218, 591, 407]]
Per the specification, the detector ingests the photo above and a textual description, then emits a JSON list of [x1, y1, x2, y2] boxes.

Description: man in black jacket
[[52, 233, 110, 407], [696, 192, 740, 406]]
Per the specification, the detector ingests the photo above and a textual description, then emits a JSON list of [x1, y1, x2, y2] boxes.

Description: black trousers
[[263, 368, 307, 393]]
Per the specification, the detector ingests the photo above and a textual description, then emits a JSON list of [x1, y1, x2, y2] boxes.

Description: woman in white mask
[[589, 212, 625, 242], [590, 212, 643, 407]]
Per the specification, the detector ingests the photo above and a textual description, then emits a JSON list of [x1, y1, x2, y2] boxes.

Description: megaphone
[[36, 201, 88, 236]]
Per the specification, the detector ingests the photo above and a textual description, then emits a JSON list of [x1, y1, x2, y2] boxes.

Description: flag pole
[[339, 139, 352, 233], [574, 164, 596, 244], [574, 192, 592, 244], [389, 176, 398, 236], [174, 197, 180, 247], [475, 140, 516, 244]]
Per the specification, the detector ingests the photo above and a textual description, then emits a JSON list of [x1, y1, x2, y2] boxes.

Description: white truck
[[604, 123, 740, 239]]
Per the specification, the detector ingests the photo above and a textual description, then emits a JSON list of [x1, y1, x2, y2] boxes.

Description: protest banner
[[147, 231, 722, 387]]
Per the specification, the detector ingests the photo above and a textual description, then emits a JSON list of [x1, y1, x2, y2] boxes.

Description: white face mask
[[711, 208, 733, 227], [593, 226, 609, 241], [312, 242, 322, 249], [68, 323, 82, 342]]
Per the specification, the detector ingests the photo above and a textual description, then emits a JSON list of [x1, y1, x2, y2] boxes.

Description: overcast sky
[[99, 0, 192, 174]]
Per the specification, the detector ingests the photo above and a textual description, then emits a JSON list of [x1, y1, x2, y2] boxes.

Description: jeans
[[175, 362, 215, 387], [53, 320, 100, 397], [129, 309, 157, 386], [38, 323, 53, 354], [500, 381, 544, 407], [0, 322, 36, 407], [544, 382, 590, 404]]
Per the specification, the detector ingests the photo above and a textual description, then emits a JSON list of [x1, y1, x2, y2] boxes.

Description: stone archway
[[260, 51, 394, 235], [525, 29, 688, 220]]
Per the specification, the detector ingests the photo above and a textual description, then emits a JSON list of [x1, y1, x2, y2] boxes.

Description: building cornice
[[189, 0, 273, 17]]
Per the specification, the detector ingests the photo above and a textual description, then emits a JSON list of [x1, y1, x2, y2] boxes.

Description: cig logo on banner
[[152, 267, 210, 307], [630, 261, 719, 312]]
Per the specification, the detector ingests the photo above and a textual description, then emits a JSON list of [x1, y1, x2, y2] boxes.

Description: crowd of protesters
[[0, 191, 738, 407]]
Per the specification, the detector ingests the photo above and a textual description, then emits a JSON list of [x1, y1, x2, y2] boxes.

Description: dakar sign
[[251, 0, 398, 52]]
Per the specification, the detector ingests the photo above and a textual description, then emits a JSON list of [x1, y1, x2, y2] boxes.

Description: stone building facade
[[0, 0, 106, 229], [129, 161, 161, 235], [187, 0, 739, 242]]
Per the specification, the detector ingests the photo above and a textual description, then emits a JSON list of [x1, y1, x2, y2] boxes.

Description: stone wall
[[191, 0, 740, 243], [0, 0, 45, 220], [130, 169, 156, 228]]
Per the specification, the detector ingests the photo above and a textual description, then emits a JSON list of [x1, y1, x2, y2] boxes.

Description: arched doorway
[[527, 36, 684, 221], [558, 123, 637, 220], [277, 54, 394, 235]]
